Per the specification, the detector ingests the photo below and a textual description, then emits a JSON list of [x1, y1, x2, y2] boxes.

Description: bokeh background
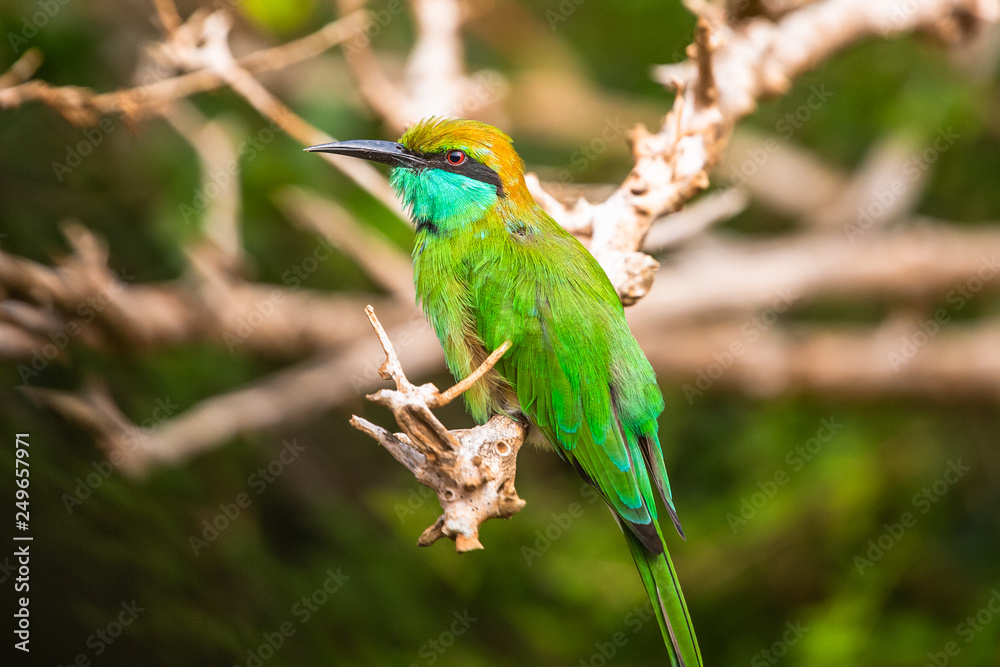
[[2, 0, 1000, 665]]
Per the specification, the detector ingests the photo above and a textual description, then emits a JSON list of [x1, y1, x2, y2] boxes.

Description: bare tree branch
[[151, 0, 183, 35], [351, 306, 524, 552], [405, 0, 468, 121], [0, 9, 402, 217], [0, 47, 43, 90], [22, 314, 442, 475], [160, 101, 245, 269], [640, 320, 1000, 401], [532, 0, 997, 303], [717, 129, 849, 220], [639, 224, 1000, 321], [0, 225, 404, 361], [0, 11, 367, 123]]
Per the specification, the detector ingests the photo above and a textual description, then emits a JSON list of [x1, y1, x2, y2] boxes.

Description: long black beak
[[304, 139, 425, 168]]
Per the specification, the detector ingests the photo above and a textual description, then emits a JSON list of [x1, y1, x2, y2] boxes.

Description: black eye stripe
[[425, 150, 504, 196]]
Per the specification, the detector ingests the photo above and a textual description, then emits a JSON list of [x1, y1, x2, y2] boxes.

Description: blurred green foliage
[[1, 1, 999, 666]]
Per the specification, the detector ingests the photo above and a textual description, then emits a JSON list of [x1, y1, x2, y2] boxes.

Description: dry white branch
[[406, 0, 467, 120], [530, 0, 998, 303], [152, 0, 183, 35], [28, 315, 442, 475], [0, 225, 404, 361], [0, 9, 402, 217], [335, 0, 411, 131], [0, 48, 43, 90], [176, 11, 404, 217], [20, 380, 156, 477], [350, 306, 524, 552], [0, 11, 367, 123]]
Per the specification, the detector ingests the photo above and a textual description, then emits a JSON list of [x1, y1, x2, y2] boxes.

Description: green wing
[[471, 210, 677, 535], [471, 209, 700, 666]]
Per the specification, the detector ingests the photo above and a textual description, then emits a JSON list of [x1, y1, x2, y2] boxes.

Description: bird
[[307, 117, 702, 666]]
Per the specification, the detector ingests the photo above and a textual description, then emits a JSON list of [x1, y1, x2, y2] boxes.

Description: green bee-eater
[[308, 117, 702, 666]]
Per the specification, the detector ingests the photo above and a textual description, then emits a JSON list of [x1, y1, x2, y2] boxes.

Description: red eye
[[446, 150, 466, 165]]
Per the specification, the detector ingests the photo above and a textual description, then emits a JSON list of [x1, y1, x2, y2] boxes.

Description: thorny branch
[[0, 8, 401, 216], [529, 0, 999, 303], [2, 0, 1000, 546], [351, 307, 524, 552]]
